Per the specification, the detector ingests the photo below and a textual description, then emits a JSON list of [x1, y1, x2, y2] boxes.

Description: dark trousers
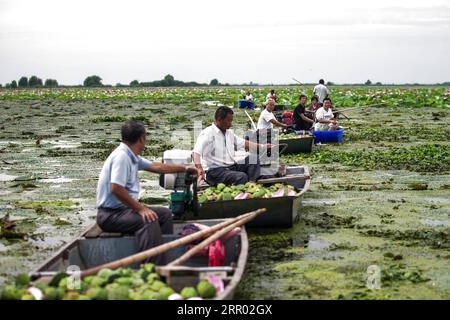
[[206, 157, 261, 186], [97, 206, 173, 265]]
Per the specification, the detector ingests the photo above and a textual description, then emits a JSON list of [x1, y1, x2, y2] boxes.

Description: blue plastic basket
[[238, 100, 255, 109], [313, 128, 344, 143]]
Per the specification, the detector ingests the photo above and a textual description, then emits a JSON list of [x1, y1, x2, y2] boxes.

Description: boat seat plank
[[84, 224, 123, 238]]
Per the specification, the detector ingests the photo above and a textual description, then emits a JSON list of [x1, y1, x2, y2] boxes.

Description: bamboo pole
[[80, 209, 264, 278], [162, 208, 265, 269]]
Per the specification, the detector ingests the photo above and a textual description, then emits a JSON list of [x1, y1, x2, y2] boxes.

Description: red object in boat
[[282, 112, 293, 125], [208, 240, 225, 267]]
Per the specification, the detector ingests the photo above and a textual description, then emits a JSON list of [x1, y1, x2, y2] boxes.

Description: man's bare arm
[[269, 119, 288, 128]]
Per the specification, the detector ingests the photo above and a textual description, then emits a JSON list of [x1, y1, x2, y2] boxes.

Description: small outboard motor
[[159, 150, 198, 217]]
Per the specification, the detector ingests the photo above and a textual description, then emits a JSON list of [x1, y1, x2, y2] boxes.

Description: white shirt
[[314, 107, 334, 131], [96, 143, 152, 209], [313, 84, 329, 103], [245, 94, 253, 101], [193, 124, 246, 171], [257, 109, 276, 130]]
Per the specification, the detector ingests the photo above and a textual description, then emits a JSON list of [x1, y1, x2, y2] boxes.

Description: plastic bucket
[[313, 127, 344, 143]]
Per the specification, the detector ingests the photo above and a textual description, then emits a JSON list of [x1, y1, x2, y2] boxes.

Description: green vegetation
[[284, 144, 450, 172]]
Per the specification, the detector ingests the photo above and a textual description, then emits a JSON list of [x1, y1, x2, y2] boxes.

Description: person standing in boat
[[266, 89, 276, 103], [193, 106, 272, 186], [314, 98, 338, 131], [313, 79, 329, 106], [257, 99, 288, 130], [293, 95, 315, 131], [96, 120, 198, 265]]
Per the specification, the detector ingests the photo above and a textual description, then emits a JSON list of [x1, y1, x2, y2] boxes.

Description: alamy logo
[[366, 265, 381, 290], [66, 265, 81, 290]]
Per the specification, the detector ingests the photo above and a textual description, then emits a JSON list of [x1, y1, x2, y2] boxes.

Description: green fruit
[[143, 263, 155, 273], [204, 188, 214, 196], [129, 292, 143, 300], [197, 280, 216, 299], [58, 277, 68, 289], [15, 273, 30, 287], [180, 287, 198, 299], [223, 187, 232, 193], [34, 282, 49, 291], [49, 273, 68, 287], [90, 276, 107, 287], [77, 295, 91, 300], [43, 287, 61, 300], [150, 280, 166, 292], [142, 290, 157, 300], [21, 294, 35, 300], [1, 285, 20, 300], [131, 278, 145, 287], [217, 193, 223, 201], [198, 194, 208, 203], [222, 192, 233, 201], [252, 188, 266, 198], [107, 286, 129, 300], [236, 184, 245, 191], [156, 287, 175, 300], [85, 287, 108, 300], [115, 277, 133, 286], [97, 268, 113, 279], [83, 276, 94, 285], [146, 273, 160, 285], [217, 183, 226, 191], [63, 292, 80, 300]]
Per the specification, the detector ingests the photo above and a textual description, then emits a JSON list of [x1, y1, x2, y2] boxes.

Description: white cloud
[[0, 0, 449, 84]]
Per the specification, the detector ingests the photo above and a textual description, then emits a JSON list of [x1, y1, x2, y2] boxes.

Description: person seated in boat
[[96, 120, 198, 265], [293, 95, 314, 131], [244, 91, 254, 102], [257, 99, 288, 130], [314, 98, 338, 131], [193, 106, 272, 186], [307, 95, 320, 114]]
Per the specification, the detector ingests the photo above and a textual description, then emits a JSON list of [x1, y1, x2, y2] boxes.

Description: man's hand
[[186, 166, 199, 178], [138, 207, 158, 222], [194, 165, 205, 182]]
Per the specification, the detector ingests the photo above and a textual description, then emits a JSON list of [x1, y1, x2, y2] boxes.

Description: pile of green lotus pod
[[198, 182, 297, 203], [0, 264, 216, 300]]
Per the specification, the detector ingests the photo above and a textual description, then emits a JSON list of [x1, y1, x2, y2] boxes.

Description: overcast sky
[[1, 0, 449, 85]]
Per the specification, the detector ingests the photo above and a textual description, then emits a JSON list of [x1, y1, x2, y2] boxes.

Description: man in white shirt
[[257, 99, 288, 130], [245, 91, 254, 102], [96, 120, 198, 265], [313, 79, 329, 105], [314, 98, 337, 131], [193, 106, 272, 186]]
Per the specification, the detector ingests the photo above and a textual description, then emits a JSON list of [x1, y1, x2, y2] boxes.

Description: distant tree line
[[4, 76, 58, 88], [2, 75, 449, 88]]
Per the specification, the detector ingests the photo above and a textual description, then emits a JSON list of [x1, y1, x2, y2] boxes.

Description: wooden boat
[[30, 219, 248, 300], [279, 134, 313, 153], [188, 166, 311, 228]]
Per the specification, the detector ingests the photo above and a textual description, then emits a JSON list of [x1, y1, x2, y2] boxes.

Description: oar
[[244, 109, 257, 130], [157, 208, 266, 274], [292, 78, 307, 89], [79, 210, 263, 278]]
